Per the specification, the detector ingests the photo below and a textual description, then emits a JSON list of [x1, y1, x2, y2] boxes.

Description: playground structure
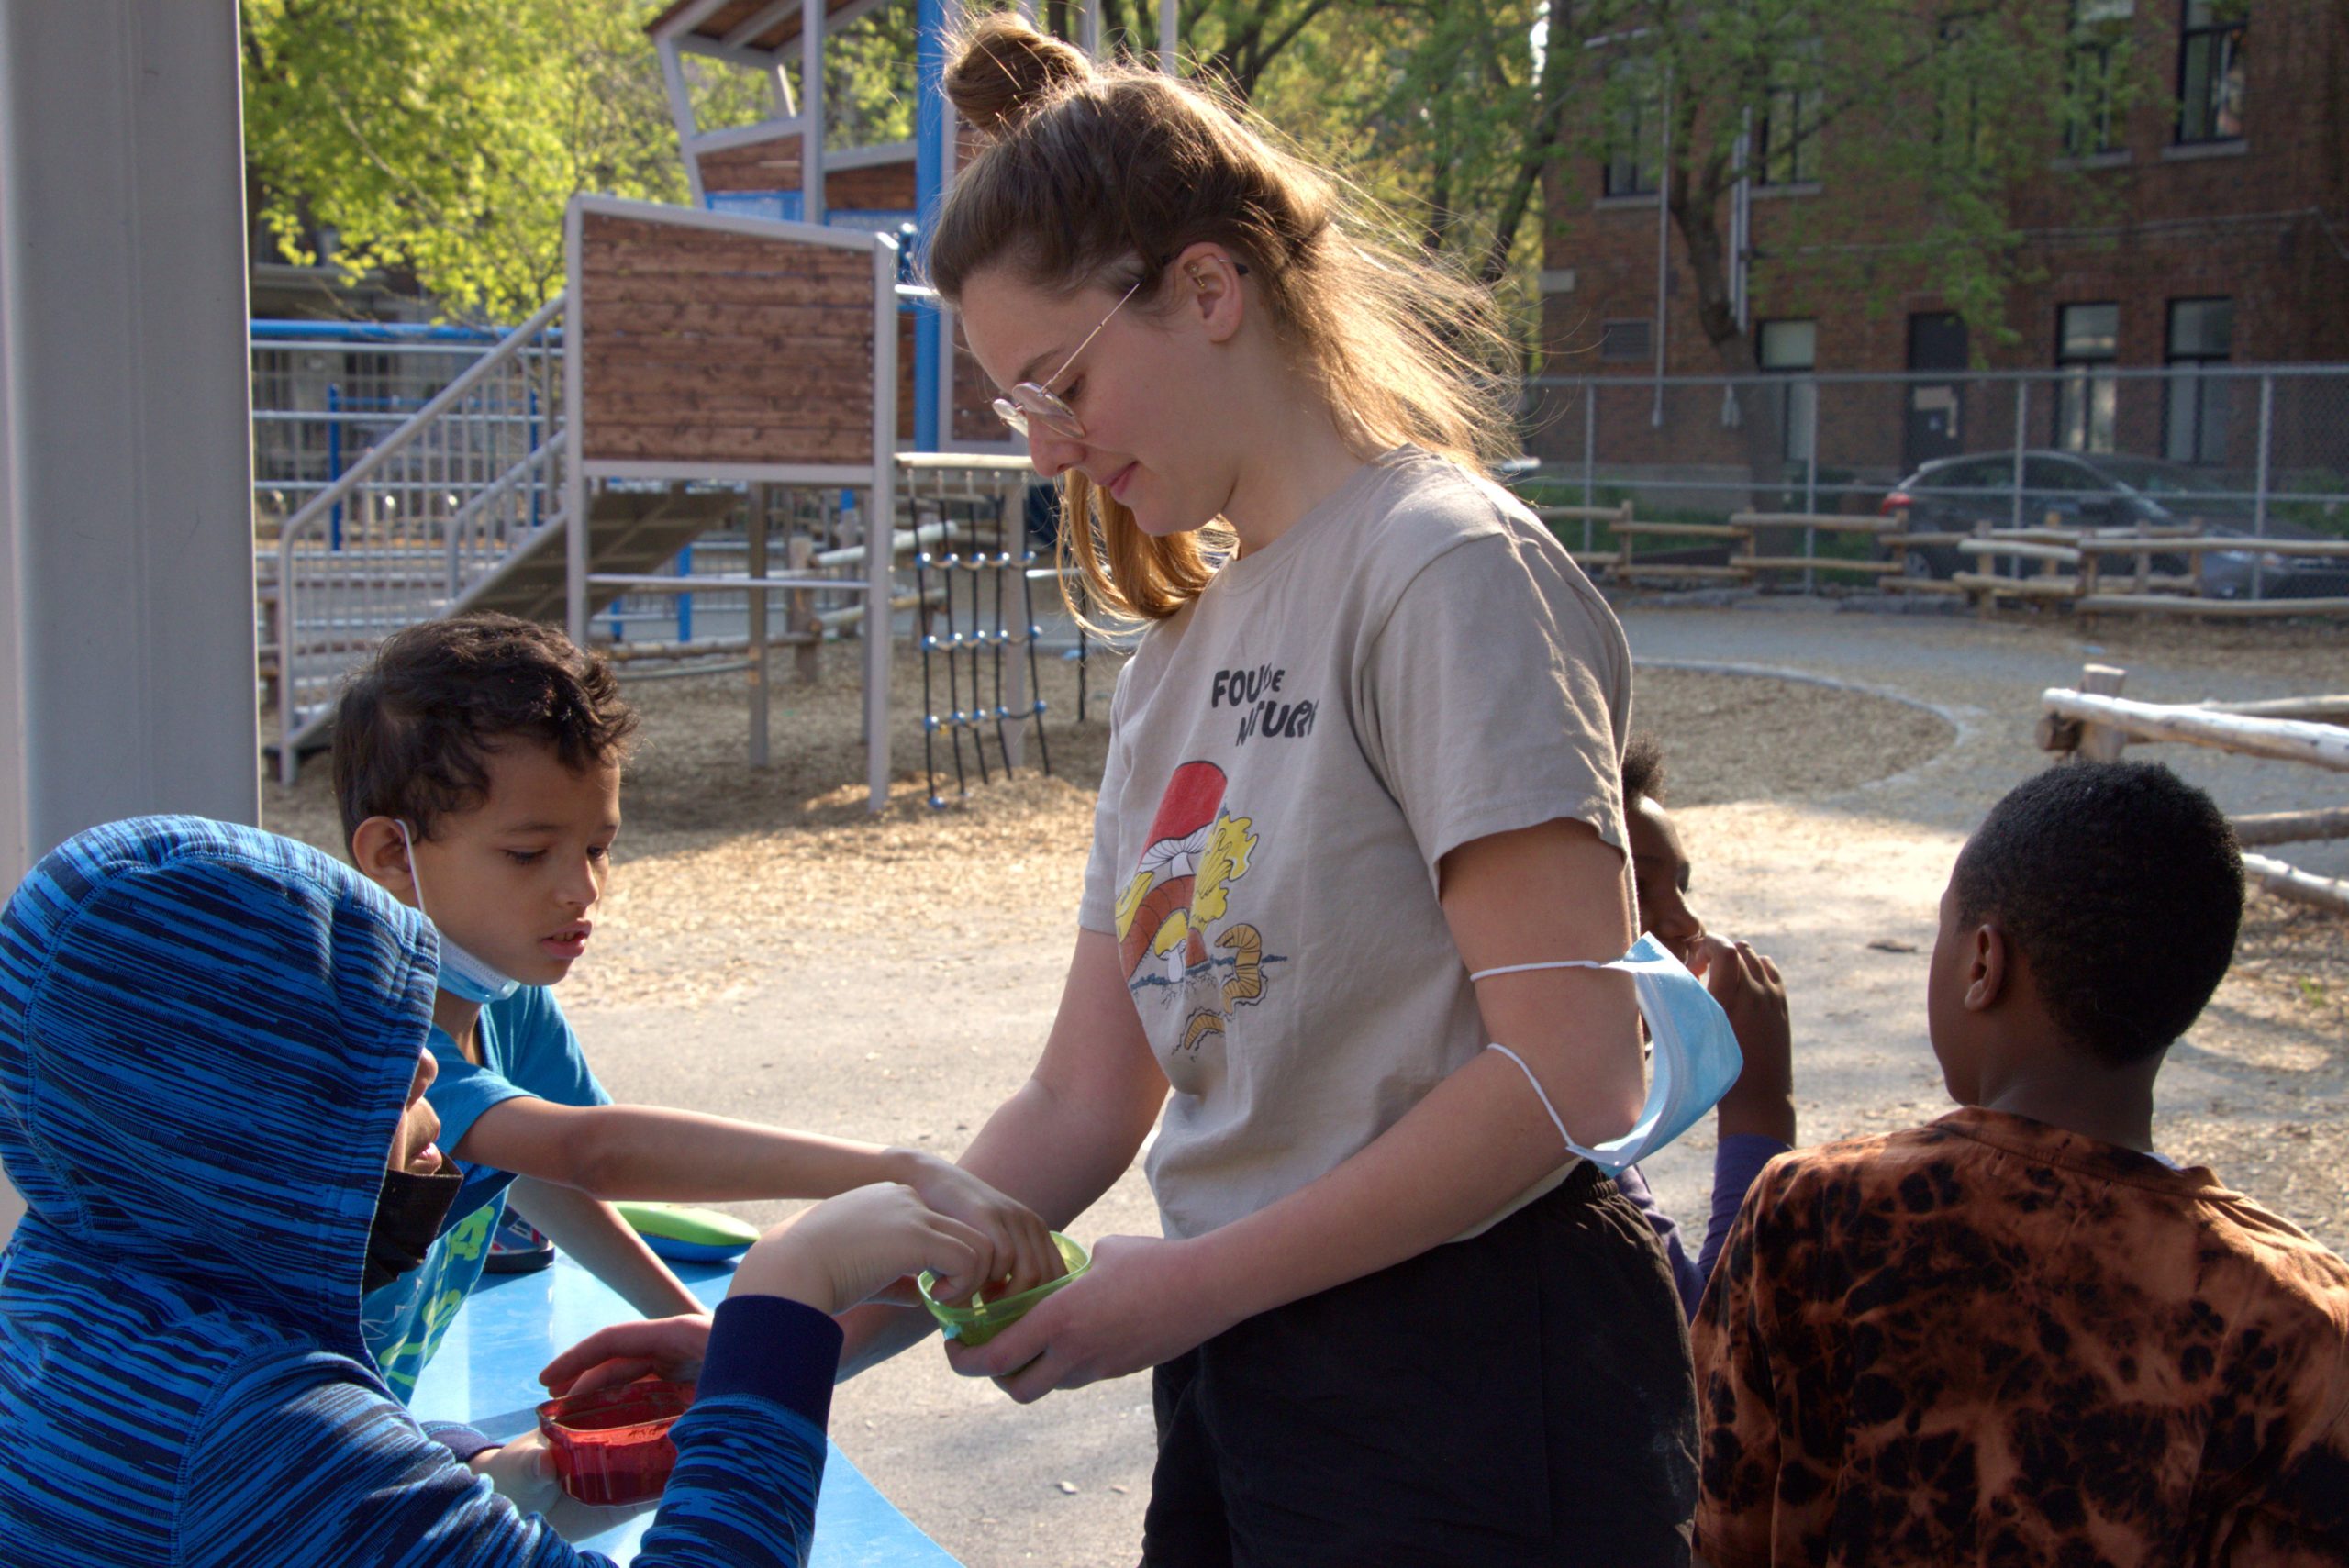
[[262, 0, 1182, 808], [2038, 663, 2349, 917], [261, 195, 1067, 810]]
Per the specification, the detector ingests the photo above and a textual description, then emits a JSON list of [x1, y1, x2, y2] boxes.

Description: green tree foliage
[[242, 0, 693, 321], [243, 0, 928, 323], [244, 0, 2141, 376]]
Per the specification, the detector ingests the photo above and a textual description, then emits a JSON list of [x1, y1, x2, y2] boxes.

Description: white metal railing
[[266, 295, 568, 781]]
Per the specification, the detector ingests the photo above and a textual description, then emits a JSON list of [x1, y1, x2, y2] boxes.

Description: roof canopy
[[645, 0, 878, 64]]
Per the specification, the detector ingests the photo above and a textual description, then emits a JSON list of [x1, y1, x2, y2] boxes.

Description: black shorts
[[1141, 1164, 1697, 1568]]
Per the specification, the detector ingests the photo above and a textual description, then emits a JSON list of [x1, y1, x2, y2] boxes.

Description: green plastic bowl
[[918, 1232, 1090, 1346]]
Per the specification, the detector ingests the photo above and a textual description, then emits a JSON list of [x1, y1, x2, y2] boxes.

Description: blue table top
[[408, 1256, 961, 1566]]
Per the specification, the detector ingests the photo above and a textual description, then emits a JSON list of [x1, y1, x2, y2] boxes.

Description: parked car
[[1878, 451, 2345, 596]]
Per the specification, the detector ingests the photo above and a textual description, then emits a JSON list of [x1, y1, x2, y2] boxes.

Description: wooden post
[[748, 485, 770, 768], [2041, 687, 2349, 772], [2231, 806, 2349, 847], [2076, 663, 2129, 762], [786, 534, 819, 684]]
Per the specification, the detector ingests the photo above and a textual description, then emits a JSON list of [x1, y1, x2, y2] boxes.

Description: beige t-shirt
[[1078, 449, 1634, 1241]]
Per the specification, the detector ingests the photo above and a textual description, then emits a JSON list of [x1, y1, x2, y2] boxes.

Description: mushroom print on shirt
[[1115, 760, 1278, 1060]]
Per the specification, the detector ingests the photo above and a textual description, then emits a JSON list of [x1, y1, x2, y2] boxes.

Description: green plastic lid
[[918, 1232, 1090, 1347]]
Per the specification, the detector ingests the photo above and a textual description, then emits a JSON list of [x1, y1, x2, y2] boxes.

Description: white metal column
[[802, 0, 827, 226], [0, 0, 259, 1242], [866, 239, 897, 809]]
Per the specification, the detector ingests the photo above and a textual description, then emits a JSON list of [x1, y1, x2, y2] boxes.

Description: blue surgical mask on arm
[[1474, 933, 1743, 1177], [393, 819, 522, 1006]]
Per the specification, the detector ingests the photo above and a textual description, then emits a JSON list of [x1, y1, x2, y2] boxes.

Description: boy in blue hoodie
[[0, 817, 995, 1565], [333, 615, 1057, 1405]]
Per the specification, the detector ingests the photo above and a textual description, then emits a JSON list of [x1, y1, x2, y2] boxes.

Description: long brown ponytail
[[929, 16, 1518, 630]]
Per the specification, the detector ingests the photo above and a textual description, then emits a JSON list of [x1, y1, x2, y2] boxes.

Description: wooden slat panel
[[584, 339, 876, 374], [828, 161, 914, 211], [577, 210, 875, 468], [580, 300, 879, 338], [587, 425, 874, 463], [589, 391, 874, 428], [700, 133, 802, 195], [586, 272, 876, 309]]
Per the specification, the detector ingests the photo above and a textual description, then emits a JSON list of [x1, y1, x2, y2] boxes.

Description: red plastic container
[[535, 1378, 696, 1507]]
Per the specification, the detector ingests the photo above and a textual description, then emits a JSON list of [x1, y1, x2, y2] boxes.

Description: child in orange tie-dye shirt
[[1693, 762, 2349, 1568]]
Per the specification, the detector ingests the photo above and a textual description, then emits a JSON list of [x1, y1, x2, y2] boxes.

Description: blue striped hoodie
[[0, 818, 836, 1566]]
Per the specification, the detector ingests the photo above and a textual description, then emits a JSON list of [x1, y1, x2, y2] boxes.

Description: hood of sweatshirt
[[0, 817, 438, 1351]]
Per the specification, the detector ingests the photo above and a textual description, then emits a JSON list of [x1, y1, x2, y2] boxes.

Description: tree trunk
[[1476, 0, 1576, 286], [1669, 161, 1787, 508]]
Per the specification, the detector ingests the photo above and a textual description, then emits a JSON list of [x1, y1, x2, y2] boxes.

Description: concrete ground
[[266, 601, 2347, 1567]]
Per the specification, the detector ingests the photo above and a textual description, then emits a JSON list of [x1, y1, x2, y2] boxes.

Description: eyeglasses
[[992, 278, 1143, 441]]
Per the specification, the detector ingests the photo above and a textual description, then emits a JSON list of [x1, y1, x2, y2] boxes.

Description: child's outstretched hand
[[898, 1155, 1063, 1299], [733, 1182, 995, 1317], [1694, 934, 1795, 1145], [540, 1185, 992, 1397]]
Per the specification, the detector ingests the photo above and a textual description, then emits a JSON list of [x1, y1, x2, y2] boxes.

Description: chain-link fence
[[1521, 366, 2349, 573]]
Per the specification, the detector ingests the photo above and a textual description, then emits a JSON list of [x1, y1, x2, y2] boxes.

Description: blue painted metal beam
[[912, 0, 947, 451]]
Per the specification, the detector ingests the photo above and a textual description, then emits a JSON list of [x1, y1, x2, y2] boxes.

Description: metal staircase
[[259, 295, 738, 782]]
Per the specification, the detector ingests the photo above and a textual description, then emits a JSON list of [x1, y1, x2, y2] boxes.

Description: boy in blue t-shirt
[[333, 614, 1059, 1411]]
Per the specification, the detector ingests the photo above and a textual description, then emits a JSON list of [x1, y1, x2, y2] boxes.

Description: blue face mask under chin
[[394, 819, 523, 1006]]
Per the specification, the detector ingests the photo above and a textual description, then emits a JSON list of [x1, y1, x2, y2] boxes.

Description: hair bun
[[947, 15, 1093, 138]]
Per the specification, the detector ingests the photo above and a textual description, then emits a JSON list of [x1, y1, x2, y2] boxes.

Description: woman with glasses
[[840, 17, 1697, 1564]]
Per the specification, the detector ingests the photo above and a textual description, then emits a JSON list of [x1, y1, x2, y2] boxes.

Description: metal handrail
[[273, 293, 565, 553], [273, 295, 566, 782], [438, 430, 569, 595]]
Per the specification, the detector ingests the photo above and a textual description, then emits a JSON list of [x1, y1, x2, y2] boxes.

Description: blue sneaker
[[483, 1211, 555, 1273]]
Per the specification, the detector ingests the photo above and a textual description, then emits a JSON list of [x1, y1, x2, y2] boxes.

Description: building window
[[1759, 318, 1818, 463], [2176, 0, 2245, 144], [2165, 296, 2233, 463], [2066, 0, 2133, 155], [1600, 319, 1654, 363], [1604, 61, 1664, 196], [1757, 44, 1822, 185], [2055, 303, 2119, 454]]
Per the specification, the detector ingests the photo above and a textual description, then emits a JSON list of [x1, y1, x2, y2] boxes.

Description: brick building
[[1531, 0, 2349, 494]]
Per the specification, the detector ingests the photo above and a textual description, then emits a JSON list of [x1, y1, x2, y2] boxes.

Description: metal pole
[[802, 0, 827, 225], [1160, 0, 1178, 71], [1731, 108, 1752, 334], [2011, 377, 2028, 530], [2252, 373, 2274, 602], [1583, 384, 1597, 518], [1652, 66, 1672, 428], [563, 212, 589, 645], [867, 240, 899, 810], [328, 384, 343, 550], [1, 0, 259, 1090], [1001, 473, 1030, 771], [1803, 385, 1819, 594], [914, 0, 945, 450], [749, 486, 770, 767]]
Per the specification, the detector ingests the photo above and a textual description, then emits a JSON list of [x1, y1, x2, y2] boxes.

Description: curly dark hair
[[1953, 762, 2242, 1067], [331, 614, 637, 847], [1621, 732, 1667, 808]]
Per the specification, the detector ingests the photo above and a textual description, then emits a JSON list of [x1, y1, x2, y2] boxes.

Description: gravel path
[[261, 602, 2345, 1568]]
